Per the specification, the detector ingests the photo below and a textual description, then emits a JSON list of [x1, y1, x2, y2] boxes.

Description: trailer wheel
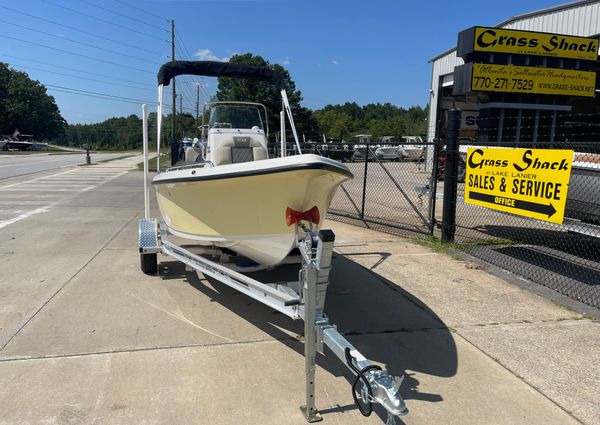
[[140, 253, 157, 274]]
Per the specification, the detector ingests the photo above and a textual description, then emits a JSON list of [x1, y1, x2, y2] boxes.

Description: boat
[[5, 139, 33, 151], [560, 152, 600, 225], [375, 146, 403, 161], [151, 61, 353, 267], [351, 135, 375, 161], [399, 136, 425, 160], [375, 136, 401, 161]]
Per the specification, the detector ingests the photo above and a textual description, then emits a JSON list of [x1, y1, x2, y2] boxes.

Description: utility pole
[[171, 19, 176, 143], [196, 83, 200, 128], [179, 94, 183, 138]]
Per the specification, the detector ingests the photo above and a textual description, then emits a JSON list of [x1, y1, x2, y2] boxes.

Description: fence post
[[441, 109, 461, 243], [428, 139, 441, 235], [360, 140, 370, 220]]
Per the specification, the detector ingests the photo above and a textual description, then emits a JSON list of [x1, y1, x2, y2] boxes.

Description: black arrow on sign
[[468, 191, 557, 217]]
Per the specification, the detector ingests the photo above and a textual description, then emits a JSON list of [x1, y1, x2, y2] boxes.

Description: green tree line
[[0, 63, 65, 140]]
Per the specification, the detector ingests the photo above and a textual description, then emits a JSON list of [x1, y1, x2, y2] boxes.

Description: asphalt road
[[0, 152, 131, 181]]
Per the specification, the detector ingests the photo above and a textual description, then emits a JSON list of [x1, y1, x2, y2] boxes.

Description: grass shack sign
[[465, 147, 573, 224]]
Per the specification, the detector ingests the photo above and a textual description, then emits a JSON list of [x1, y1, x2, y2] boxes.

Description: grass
[[412, 236, 448, 252], [136, 155, 171, 172], [412, 235, 516, 253], [97, 154, 135, 163]]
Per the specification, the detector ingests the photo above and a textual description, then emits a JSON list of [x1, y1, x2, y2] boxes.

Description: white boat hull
[[153, 155, 352, 266], [401, 147, 424, 160]]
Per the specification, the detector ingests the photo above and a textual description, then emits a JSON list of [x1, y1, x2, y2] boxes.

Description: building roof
[[429, 0, 600, 63]]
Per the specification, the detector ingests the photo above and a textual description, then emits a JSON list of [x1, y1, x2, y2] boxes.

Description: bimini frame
[[155, 60, 302, 173], [139, 61, 409, 423]]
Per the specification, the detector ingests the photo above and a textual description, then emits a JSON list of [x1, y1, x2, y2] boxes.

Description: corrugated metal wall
[[427, 50, 463, 144], [504, 2, 600, 36], [426, 0, 600, 144]]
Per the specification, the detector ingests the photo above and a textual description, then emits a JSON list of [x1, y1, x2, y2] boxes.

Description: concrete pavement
[[0, 157, 597, 424]]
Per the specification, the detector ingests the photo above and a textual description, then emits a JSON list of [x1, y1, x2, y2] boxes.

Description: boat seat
[[212, 136, 267, 165], [184, 147, 203, 163]]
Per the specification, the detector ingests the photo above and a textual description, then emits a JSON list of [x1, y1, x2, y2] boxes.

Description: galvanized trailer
[[137, 62, 409, 421]]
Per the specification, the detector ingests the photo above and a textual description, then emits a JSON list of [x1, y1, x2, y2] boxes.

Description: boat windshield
[[208, 104, 264, 130]]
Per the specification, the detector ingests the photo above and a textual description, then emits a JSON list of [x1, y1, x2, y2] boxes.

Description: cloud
[[194, 48, 230, 62], [282, 57, 291, 65], [331, 60, 339, 65]]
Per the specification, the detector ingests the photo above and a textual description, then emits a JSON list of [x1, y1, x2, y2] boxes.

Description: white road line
[[17, 184, 93, 188], [12, 187, 93, 191], [0, 200, 61, 205], [0, 157, 76, 169], [41, 177, 107, 181], [0, 169, 127, 230], [0, 169, 77, 189], [0, 206, 50, 230]]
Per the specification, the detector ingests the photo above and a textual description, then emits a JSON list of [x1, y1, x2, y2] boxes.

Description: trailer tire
[[140, 253, 157, 274]]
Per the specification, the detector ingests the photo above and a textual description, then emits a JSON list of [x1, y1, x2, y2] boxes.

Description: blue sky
[[2, 0, 565, 124]]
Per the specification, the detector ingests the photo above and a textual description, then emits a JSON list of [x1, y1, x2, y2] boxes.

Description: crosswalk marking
[[0, 168, 127, 229]]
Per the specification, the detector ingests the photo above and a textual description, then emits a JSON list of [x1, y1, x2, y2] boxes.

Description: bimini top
[[157, 60, 283, 89]]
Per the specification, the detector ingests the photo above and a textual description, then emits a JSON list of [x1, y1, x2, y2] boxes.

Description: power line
[[7, 62, 151, 91], [174, 32, 213, 102], [48, 87, 155, 105], [172, 40, 215, 110], [46, 84, 156, 104], [0, 34, 154, 74], [175, 31, 195, 59], [0, 53, 153, 86], [47, 85, 196, 112], [77, 0, 169, 32], [41, 0, 169, 43], [0, 4, 161, 56], [0, 18, 159, 65], [113, 0, 169, 23]]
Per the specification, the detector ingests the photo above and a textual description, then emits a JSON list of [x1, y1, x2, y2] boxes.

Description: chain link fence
[[280, 116, 599, 309], [323, 141, 438, 238], [448, 111, 600, 308]]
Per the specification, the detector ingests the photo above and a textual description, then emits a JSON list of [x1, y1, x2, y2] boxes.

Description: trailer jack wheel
[[140, 252, 157, 274]]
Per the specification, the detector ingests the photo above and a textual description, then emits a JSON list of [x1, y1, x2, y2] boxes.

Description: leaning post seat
[[210, 132, 268, 165]]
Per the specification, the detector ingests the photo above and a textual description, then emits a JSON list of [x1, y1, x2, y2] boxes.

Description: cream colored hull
[[154, 157, 351, 266]]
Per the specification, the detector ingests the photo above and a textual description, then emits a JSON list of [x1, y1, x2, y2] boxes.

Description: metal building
[[427, 0, 600, 143]]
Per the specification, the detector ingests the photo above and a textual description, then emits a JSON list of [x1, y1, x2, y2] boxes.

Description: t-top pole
[[142, 104, 150, 219]]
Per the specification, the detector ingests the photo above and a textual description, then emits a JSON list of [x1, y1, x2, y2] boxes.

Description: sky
[[1, 0, 569, 124]]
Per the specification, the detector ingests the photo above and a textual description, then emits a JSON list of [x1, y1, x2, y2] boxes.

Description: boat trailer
[[137, 104, 408, 423], [138, 218, 408, 423]]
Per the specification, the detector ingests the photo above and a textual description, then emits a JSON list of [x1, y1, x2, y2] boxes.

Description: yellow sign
[[473, 27, 599, 61], [471, 63, 596, 97], [465, 148, 573, 224]]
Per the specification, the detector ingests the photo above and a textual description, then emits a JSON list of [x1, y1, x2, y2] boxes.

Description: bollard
[[170, 141, 180, 166], [85, 145, 91, 165], [441, 109, 461, 243], [360, 140, 370, 220]]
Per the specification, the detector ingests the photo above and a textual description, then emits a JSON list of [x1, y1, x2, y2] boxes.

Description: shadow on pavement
[[460, 224, 600, 308], [159, 250, 458, 423]]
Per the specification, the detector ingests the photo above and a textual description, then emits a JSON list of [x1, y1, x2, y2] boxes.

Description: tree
[[215, 53, 315, 141], [0, 63, 66, 140], [313, 103, 427, 142]]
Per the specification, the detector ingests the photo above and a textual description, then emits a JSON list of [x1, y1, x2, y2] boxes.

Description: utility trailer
[[138, 105, 408, 424]]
